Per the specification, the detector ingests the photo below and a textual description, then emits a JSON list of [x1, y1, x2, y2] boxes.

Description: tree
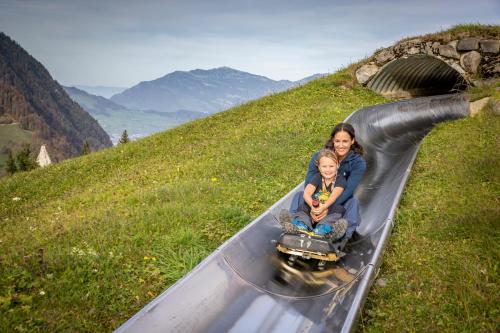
[[5, 149, 17, 174], [82, 140, 91, 155], [16, 144, 38, 171], [119, 129, 130, 144]]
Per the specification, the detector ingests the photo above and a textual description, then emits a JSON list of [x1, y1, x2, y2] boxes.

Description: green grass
[[359, 90, 499, 332], [436, 23, 500, 39], [402, 23, 500, 43], [0, 68, 387, 331]]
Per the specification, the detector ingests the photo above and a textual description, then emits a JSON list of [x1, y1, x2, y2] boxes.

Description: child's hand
[[311, 213, 321, 222], [311, 210, 327, 222]]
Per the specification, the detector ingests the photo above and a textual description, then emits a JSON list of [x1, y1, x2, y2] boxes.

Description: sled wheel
[[318, 260, 327, 271], [288, 255, 298, 267]]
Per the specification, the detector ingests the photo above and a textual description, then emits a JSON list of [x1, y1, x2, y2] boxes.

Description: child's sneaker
[[313, 219, 348, 240], [291, 219, 309, 231], [279, 209, 295, 233], [279, 209, 308, 234], [329, 218, 348, 241], [312, 223, 332, 236]]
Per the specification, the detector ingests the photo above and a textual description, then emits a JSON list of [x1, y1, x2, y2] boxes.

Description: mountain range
[[110, 67, 326, 113], [0, 32, 112, 163], [0, 31, 326, 165], [73, 85, 126, 99], [68, 69, 326, 143], [63, 86, 206, 144]]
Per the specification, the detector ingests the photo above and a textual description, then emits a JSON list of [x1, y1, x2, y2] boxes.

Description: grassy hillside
[[0, 68, 386, 331], [360, 83, 499, 332]]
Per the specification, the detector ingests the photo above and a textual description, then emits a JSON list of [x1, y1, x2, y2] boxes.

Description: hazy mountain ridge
[[73, 85, 126, 98], [0, 32, 112, 161], [64, 86, 206, 143], [64, 86, 127, 115], [111, 67, 326, 113]]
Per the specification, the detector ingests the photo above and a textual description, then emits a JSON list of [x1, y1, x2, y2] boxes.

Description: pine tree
[[82, 140, 91, 155], [119, 130, 130, 144], [16, 144, 38, 171], [5, 149, 17, 174]]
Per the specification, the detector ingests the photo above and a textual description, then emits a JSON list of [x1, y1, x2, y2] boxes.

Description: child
[[281, 149, 348, 240]]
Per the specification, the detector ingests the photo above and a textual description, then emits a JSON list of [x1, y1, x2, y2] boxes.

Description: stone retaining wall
[[356, 37, 499, 86]]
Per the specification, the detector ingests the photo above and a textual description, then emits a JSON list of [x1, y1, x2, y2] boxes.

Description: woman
[[303, 122, 366, 239]]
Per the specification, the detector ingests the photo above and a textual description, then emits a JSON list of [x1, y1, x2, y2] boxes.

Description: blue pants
[[289, 192, 360, 239], [292, 210, 343, 230], [343, 197, 360, 239]]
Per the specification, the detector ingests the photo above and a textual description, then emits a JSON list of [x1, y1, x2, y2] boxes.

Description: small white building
[[36, 144, 52, 167]]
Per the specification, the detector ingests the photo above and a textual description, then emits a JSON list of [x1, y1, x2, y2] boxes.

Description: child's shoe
[[312, 223, 332, 236], [279, 209, 295, 233], [291, 219, 309, 231], [279, 209, 309, 234], [329, 218, 348, 241], [313, 218, 348, 241]]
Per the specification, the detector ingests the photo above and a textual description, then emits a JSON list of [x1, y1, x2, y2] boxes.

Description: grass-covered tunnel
[[367, 55, 469, 98]]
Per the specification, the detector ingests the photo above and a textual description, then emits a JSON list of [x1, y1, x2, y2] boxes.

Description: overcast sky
[[1, 0, 498, 87]]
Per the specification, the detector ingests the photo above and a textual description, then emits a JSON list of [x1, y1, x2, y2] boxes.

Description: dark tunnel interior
[[367, 55, 468, 98]]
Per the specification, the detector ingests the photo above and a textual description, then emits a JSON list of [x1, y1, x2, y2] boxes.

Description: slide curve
[[116, 94, 469, 333]]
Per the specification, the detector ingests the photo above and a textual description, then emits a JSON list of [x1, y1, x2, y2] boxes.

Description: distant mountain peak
[[193, 66, 238, 73], [111, 67, 327, 114], [72, 85, 127, 98]]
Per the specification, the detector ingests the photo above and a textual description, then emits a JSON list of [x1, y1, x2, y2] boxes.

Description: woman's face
[[333, 130, 354, 158]]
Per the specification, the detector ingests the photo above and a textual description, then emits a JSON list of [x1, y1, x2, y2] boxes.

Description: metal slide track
[[116, 94, 469, 332]]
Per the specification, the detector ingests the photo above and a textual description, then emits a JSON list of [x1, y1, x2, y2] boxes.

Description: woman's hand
[[311, 204, 327, 222]]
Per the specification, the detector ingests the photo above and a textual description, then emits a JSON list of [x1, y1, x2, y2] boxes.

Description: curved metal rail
[[115, 94, 469, 333]]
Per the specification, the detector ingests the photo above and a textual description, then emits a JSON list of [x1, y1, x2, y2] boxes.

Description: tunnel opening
[[367, 55, 469, 98]]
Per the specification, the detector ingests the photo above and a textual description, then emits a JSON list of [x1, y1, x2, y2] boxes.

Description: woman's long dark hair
[[324, 123, 364, 156]]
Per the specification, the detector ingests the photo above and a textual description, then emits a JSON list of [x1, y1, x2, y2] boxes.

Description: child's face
[[318, 156, 337, 180]]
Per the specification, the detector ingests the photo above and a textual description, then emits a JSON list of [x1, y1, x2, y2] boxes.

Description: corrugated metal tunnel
[[367, 55, 468, 98]]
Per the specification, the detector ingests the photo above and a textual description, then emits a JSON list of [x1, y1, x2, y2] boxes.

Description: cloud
[[1, 0, 498, 86]]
